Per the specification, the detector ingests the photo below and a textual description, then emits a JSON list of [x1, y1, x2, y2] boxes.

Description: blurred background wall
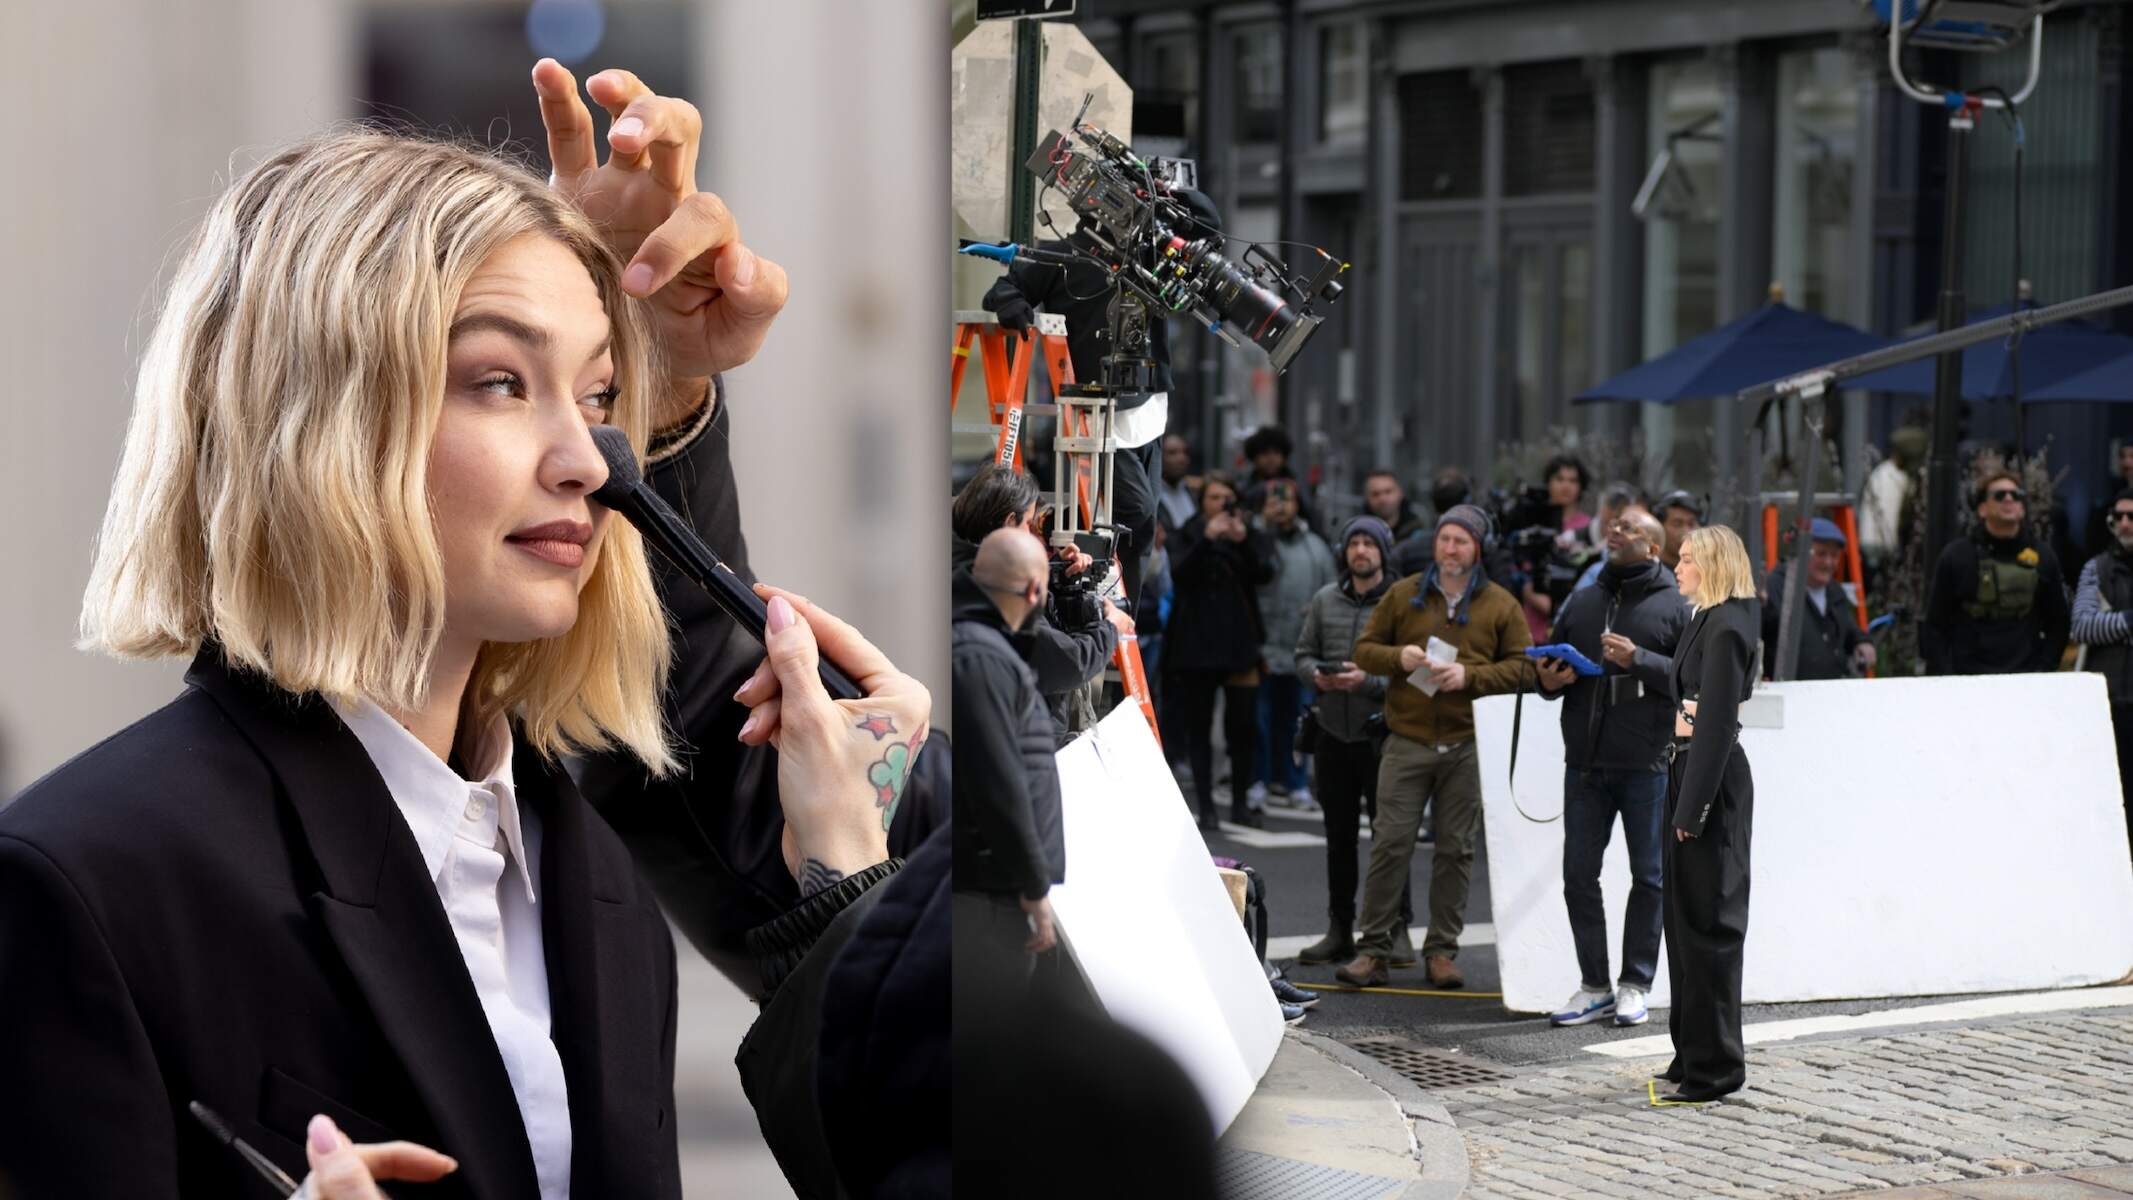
[[6, 2, 944, 1195]]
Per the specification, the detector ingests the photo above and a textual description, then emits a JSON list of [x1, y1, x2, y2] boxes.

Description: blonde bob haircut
[[1680, 525, 1759, 614], [82, 127, 676, 775]]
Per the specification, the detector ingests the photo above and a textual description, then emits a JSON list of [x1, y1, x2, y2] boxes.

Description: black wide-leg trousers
[[1662, 744, 1753, 1095]]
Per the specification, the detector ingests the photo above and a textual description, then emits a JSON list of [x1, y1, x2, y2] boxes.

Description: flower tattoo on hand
[[865, 725, 929, 832]]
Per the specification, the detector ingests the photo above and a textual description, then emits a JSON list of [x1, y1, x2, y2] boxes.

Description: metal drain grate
[[1345, 1037, 1514, 1091], [1214, 1148, 1407, 1200]]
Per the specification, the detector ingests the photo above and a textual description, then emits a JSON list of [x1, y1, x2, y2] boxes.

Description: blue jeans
[[1255, 674, 1311, 791], [1562, 767, 1667, 990]]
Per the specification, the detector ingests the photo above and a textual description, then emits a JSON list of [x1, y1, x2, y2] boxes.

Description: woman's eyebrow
[[449, 312, 613, 362]]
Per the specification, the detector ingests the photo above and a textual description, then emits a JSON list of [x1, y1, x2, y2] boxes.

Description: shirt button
[[465, 794, 487, 821]]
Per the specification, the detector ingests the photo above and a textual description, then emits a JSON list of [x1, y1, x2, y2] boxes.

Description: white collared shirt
[[339, 699, 571, 1200]]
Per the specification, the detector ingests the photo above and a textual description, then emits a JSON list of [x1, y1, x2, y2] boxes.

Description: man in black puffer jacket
[[1534, 507, 1691, 1030], [953, 529, 1069, 1010]]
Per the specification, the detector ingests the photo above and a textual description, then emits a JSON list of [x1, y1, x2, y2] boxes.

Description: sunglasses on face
[[1989, 489, 2025, 503], [2112, 511, 2133, 525]]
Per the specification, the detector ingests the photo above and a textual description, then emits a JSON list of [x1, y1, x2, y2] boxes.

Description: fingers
[[350, 1142, 460, 1183], [623, 190, 738, 297], [303, 1115, 458, 1199], [606, 92, 703, 194], [738, 698, 782, 747], [754, 584, 913, 697], [583, 68, 656, 170], [762, 594, 834, 720], [733, 653, 778, 708], [531, 58, 599, 183]]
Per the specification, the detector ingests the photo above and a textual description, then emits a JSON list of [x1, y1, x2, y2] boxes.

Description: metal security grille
[[1399, 70, 1483, 200], [1214, 1148, 1408, 1200], [1503, 60, 1596, 195], [1345, 1037, 1514, 1090]]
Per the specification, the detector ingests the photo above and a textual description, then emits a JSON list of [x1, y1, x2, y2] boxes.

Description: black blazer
[[1667, 597, 1760, 837], [0, 646, 680, 1199]]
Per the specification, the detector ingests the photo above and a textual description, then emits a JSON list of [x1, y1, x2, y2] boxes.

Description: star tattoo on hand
[[856, 712, 897, 741]]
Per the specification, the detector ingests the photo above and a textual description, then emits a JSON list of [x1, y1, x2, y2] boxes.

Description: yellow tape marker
[[1647, 1080, 1711, 1108], [953, 346, 971, 357], [1289, 979, 1505, 999]]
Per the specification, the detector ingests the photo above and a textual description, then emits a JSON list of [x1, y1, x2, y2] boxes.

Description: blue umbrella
[[1574, 301, 1892, 405], [1847, 302, 2133, 402]]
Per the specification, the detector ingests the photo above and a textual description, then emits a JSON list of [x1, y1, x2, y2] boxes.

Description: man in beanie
[[1762, 517, 1875, 680], [1339, 504, 1533, 989], [1292, 515, 1414, 965]]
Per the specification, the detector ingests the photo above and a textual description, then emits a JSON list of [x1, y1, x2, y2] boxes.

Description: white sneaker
[[1614, 984, 1650, 1026], [1549, 987, 1616, 1027], [1290, 786, 1318, 812], [1246, 782, 1269, 809]]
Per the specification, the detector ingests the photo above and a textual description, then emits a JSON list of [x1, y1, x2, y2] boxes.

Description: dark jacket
[[951, 532, 1117, 699], [981, 234, 1172, 400], [1539, 559, 1692, 772], [0, 648, 683, 1199], [1667, 598, 1760, 837], [1295, 574, 1392, 743], [1165, 513, 1277, 674], [1923, 527, 2070, 675], [952, 575, 1066, 900], [1762, 564, 1869, 681], [2079, 546, 2133, 705]]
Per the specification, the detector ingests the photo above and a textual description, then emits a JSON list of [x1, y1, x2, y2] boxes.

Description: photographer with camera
[[1505, 454, 1598, 642], [952, 464, 1134, 732], [1166, 472, 1277, 830]]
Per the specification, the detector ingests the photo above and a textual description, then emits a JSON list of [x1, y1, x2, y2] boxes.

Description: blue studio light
[[527, 0, 605, 64]]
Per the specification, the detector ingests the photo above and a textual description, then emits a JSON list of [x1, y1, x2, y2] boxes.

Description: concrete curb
[[1289, 1029, 1469, 1200]]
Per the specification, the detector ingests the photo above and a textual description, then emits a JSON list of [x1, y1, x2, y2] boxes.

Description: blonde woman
[[0, 65, 927, 1200], [1654, 524, 1760, 1103]]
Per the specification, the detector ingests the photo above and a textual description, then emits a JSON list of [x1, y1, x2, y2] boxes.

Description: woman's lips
[[509, 537, 586, 569]]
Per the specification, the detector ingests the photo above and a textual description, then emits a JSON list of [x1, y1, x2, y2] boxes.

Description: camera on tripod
[[1048, 557, 1105, 630], [1025, 110, 1347, 375]]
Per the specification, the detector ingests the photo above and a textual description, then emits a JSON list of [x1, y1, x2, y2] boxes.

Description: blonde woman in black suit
[[1655, 524, 1760, 1103]]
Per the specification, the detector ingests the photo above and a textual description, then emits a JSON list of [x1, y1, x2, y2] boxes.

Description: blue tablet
[[1526, 643, 1604, 677]]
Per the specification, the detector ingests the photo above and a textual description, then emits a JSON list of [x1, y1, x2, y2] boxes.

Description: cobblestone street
[[1441, 1010, 2133, 1199]]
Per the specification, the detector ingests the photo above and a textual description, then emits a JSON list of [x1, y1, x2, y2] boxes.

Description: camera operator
[[1534, 508, 1690, 1029], [981, 191, 1225, 608], [1505, 453, 1596, 642], [1167, 472, 1277, 830], [952, 463, 1134, 732]]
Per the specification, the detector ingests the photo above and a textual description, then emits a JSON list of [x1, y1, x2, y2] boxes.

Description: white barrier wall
[[1050, 704, 1284, 1135], [1472, 673, 2133, 1014]]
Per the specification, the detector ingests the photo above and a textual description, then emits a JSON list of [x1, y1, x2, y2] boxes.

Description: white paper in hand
[[1407, 636, 1459, 696]]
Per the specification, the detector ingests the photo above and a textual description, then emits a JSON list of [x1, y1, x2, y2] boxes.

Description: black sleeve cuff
[[745, 858, 903, 996], [646, 376, 723, 466]]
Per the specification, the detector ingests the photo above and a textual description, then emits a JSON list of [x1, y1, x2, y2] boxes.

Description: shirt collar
[[337, 697, 536, 904]]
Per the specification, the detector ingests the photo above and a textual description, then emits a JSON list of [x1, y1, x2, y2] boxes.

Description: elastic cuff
[[745, 857, 902, 996], [646, 376, 722, 465]]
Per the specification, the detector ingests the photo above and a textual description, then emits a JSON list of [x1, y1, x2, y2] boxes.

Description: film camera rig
[[962, 100, 1349, 576]]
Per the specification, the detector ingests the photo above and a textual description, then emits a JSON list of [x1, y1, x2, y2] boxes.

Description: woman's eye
[[581, 385, 620, 423], [477, 373, 524, 397]]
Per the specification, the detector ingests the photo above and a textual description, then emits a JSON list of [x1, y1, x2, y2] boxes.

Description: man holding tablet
[[1533, 507, 1691, 1027]]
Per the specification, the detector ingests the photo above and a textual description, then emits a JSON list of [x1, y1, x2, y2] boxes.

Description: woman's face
[[1675, 541, 1702, 599], [431, 232, 619, 656], [1548, 466, 1583, 508]]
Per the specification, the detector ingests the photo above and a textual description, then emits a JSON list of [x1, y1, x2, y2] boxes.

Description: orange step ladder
[[1761, 499, 1872, 676], [952, 314, 1162, 744]]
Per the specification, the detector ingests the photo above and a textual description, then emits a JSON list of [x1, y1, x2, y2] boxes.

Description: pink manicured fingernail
[[732, 250, 757, 288], [611, 116, 644, 141], [738, 714, 759, 739], [767, 595, 795, 633], [623, 263, 654, 294], [308, 1114, 338, 1155]]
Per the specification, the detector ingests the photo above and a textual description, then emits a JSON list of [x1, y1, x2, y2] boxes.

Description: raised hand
[[530, 59, 790, 426]]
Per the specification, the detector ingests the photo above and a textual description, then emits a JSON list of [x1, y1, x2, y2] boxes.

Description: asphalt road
[[1202, 790, 2023, 1072]]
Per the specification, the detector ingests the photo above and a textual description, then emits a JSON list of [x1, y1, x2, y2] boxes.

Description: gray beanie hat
[[1340, 515, 1395, 571], [1436, 503, 1491, 548]]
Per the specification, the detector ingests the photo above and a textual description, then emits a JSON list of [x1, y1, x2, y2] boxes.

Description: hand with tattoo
[[732, 584, 932, 895]]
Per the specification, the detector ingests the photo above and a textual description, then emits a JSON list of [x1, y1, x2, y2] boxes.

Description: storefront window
[[1641, 57, 1724, 491], [1772, 46, 1857, 318], [1319, 23, 1365, 146], [1232, 23, 1282, 145], [1137, 30, 1200, 144]]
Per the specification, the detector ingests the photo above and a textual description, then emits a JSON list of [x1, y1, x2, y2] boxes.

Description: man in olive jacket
[[1338, 505, 1534, 989]]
